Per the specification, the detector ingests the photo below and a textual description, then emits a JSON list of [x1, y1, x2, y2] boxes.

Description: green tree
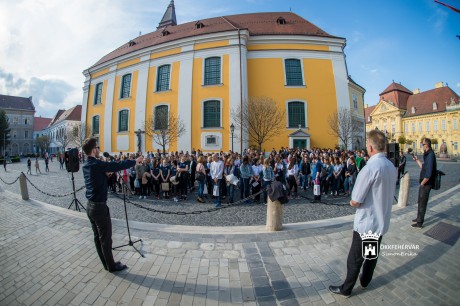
[[0, 109, 11, 156], [35, 135, 50, 154]]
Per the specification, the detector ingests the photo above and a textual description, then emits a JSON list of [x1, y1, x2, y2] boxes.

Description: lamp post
[[230, 123, 235, 152]]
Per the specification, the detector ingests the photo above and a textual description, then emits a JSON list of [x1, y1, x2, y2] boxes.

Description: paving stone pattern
[[1, 158, 459, 226], [1, 177, 460, 305]]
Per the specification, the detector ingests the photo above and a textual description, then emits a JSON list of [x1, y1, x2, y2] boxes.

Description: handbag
[[213, 184, 220, 196], [433, 170, 445, 190], [161, 182, 170, 191], [313, 179, 321, 196], [196, 171, 205, 182], [134, 179, 140, 189]]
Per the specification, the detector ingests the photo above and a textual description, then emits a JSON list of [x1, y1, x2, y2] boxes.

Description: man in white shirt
[[210, 153, 224, 207], [329, 130, 397, 296]]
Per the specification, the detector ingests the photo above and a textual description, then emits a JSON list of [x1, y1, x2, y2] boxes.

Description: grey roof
[[289, 129, 311, 137], [157, 0, 177, 29], [0, 94, 35, 112]]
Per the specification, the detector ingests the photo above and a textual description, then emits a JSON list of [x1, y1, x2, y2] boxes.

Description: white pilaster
[[332, 53, 352, 149], [135, 61, 150, 152], [177, 52, 194, 151], [104, 70, 116, 152]]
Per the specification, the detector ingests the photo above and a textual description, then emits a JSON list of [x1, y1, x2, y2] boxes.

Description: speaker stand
[[68, 172, 86, 211]]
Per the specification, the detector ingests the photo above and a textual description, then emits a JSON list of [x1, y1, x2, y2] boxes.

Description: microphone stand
[[112, 169, 144, 257]]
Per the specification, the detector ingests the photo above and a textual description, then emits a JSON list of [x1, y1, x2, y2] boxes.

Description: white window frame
[[155, 64, 172, 92], [405, 123, 408, 132], [453, 118, 458, 130], [442, 119, 446, 130], [283, 58, 305, 87], [286, 100, 308, 129], [426, 121, 430, 132], [434, 120, 438, 131], [352, 94, 358, 109], [201, 98, 223, 129], [94, 82, 103, 105], [120, 73, 132, 99], [118, 108, 130, 133], [153, 104, 170, 130], [92, 115, 100, 135], [412, 123, 415, 132], [418, 122, 422, 132], [202, 56, 223, 86]]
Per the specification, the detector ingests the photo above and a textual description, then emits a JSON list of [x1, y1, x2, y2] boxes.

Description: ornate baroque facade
[[365, 82, 460, 155]]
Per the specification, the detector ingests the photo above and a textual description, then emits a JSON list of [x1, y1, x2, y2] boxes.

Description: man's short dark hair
[[424, 138, 432, 148], [82, 137, 98, 155]]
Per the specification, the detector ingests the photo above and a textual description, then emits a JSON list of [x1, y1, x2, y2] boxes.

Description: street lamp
[[230, 123, 235, 152]]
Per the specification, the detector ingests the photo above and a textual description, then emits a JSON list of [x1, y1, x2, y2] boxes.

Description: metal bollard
[[398, 172, 410, 208], [19, 172, 29, 201], [266, 197, 283, 231]]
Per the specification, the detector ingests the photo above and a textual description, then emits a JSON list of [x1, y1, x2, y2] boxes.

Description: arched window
[[154, 105, 168, 130], [284, 59, 303, 86], [92, 115, 100, 135], [156, 65, 171, 92], [204, 57, 221, 85], [120, 74, 132, 99], [287, 101, 306, 128], [94, 82, 103, 104], [203, 100, 221, 128], [118, 110, 129, 132]]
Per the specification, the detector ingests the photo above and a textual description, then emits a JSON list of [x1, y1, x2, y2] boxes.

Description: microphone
[[103, 152, 115, 161]]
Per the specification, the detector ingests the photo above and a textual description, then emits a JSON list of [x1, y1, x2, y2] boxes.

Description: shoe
[[328, 285, 350, 297], [139, 196, 142, 199], [144, 196, 147, 199], [412, 218, 418, 223], [411, 223, 423, 228], [108, 262, 128, 273], [197, 197, 204, 203], [215, 203, 222, 207]]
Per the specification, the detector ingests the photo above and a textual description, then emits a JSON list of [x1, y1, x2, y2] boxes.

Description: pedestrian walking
[[27, 158, 32, 174], [329, 130, 397, 296], [35, 157, 41, 174], [45, 156, 50, 172]]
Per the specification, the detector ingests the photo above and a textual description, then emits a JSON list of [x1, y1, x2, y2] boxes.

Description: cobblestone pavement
[[0, 158, 459, 226], [1, 164, 460, 305]]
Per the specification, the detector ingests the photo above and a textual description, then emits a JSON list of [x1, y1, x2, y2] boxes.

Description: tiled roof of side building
[[404, 86, 460, 118], [92, 12, 339, 68], [48, 105, 82, 127], [33, 117, 52, 131], [379, 82, 412, 96], [364, 105, 376, 123], [0, 94, 35, 111]]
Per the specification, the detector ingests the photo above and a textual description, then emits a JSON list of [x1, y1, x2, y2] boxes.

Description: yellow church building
[[82, 1, 364, 153], [365, 81, 460, 156]]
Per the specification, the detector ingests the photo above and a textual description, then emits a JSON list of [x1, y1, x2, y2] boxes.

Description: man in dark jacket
[[411, 138, 437, 228], [82, 137, 143, 272], [397, 151, 406, 185]]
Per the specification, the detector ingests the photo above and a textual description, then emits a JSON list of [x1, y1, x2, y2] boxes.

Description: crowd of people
[[99, 146, 371, 206]]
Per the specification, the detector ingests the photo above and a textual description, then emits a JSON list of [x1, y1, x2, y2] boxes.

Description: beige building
[[365, 82, 460, 156]]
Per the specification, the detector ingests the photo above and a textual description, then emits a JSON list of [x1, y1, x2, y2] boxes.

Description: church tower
[[157, 0, 177, 29]]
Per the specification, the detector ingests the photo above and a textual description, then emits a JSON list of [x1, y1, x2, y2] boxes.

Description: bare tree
[[55, 128, 75, 152], [327, 107, 362, 149], [35, 135, 50, 155], [232, 96, 286, 151], [71, 123, 91, 150], [145, 112, 186, 154]]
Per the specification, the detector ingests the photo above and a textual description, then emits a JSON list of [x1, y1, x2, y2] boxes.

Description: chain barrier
[[298, 194, 348, 207], [112, 187, 268, 215], [23, 174, 86, 198], [0, 174, 21, 185]]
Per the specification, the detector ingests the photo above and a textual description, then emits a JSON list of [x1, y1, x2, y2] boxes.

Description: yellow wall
[[247, 44, 329, 52], [117, 58, 140, 70], [150, 48, 182, 60], [191, 55, 230, 152], [194, 40, 229, 51], [111, 71, 139, 152], [145, 61, 181, 152], [85, 80, 107, 150], [247, 57, 338, 150], [90, 68, 110, 79]]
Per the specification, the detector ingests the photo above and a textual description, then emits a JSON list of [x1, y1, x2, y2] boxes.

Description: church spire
[[157, 0, 177, 29]]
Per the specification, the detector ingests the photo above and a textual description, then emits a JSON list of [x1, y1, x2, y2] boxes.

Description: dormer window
[[367, 116, 371, 122], [195, 21, 204, 29], [277, 17, 286, 25], [433, 102, 437, 110], [411, 106, 416, 114], [128, 40, 136, 47], [162, 29, 170, 36]]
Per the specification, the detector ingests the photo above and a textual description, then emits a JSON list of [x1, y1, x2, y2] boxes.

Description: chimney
[[413, 89, 420, 94], [435, 82, 444, 89], [365, 104, 369, 108]]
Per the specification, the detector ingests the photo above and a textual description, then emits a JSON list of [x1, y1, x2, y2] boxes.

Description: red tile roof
[[364, 105, 376, 123], [48, 105, 82, 127], [379, 82, 412, 96], [405, 86, 460, 118], [379, 82, 413, 109], [33, 117, 52, 132], [93, 12, 338, 67]]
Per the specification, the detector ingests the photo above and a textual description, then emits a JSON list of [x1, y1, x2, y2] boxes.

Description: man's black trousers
[[416, 185, 432, 225], [341, 231, 383, 295], [87, 201, 115, 270]]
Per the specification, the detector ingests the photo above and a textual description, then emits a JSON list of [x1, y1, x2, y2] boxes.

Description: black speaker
[[386, 142, 399, 167], [65, 148, 80, 172]]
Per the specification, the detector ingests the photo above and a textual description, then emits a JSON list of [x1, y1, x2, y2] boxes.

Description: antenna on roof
[[290, 7, 292, 12], [139, 31, 142, 36]]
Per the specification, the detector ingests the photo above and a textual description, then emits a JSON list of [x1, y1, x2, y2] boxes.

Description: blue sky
[[0, 0, 459, 117]]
